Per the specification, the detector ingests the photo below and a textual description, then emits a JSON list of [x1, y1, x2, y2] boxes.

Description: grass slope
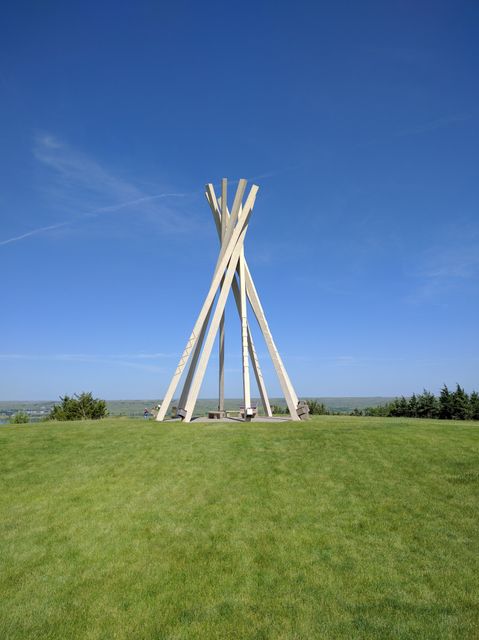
[[0, 416, 478, 639]]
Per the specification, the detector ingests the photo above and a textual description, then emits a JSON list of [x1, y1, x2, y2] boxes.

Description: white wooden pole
[[218, 178, 227, 412], [231, 273, 272, 417], [244, 265, 300, 419], [177, 303, 212, 412], [182, 223, 251, 421], [239, 246, 251, 418], [247, 323, 273, 417], [156, 184, 258, 421]]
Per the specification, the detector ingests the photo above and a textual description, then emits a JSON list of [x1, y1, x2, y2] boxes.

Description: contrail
[[0, 193, 187, 247], [91, 193, 187, 214], [0, 222, 69, 246]]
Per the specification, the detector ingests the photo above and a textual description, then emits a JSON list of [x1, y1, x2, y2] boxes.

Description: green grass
[[1, 416, 477, 639]]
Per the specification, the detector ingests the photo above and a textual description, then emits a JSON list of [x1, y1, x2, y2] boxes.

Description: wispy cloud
[[0, 221, 70, 246], [0, 133, 195, 247], [0, 351, 177, 372]]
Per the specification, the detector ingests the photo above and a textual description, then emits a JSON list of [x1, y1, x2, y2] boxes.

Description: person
[[143, 408, 149, 419]]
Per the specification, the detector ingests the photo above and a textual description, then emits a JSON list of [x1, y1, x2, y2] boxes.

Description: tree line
[[355, 385, 479, 420]]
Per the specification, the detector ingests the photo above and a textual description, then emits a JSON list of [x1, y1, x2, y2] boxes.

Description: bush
[[270, 404, 288, 415], [305, 400, 328, 415], [363, 404, 390, 417], [10, 412, 29, 424], [48, 392, 108, 421], [350, 408, 363, 416]]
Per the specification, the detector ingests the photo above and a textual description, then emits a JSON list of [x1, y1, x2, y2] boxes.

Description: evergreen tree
[[397, 396, 409, 417], [451, 384, 469, 420], [48, 392, 108, 421], [364, 404, 390, 417], [416, 390, 438, 419], [407, 393, 418, 418], [439, 385, 454, 419], [469, 391, 479, 420], [388, 397, 401, 417], [352, 386, 478, 422]]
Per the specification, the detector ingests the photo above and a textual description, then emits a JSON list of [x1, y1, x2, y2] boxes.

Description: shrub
[[350, 408, 363, 416], [363, 404, 390, 417], [305, 400, 328, 415], [48, 392, 108, 421], [271, 404, 288, 415], [10, 411, 29, 424]]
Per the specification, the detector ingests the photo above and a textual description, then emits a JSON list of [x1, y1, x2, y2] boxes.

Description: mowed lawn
[[0, 416, 478, 639]]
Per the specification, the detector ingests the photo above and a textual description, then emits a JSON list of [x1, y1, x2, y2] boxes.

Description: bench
[[240, 403, 258, 420], [208, 410, 227, 419]]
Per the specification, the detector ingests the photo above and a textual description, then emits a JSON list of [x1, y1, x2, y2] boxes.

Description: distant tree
[[416, 390, 439, 419], [305, 400, 328, 415], [10, 411, 29, 424], [350, 408, 363, 416], [469, 391, 479, 420], [270, 404, 287, 415], [439, 385, 454, 420], [48, 392, 108, 421], [352, 386, 478, 422], [451, 384, 469, 421], [389, 396, 408, 417], [407, 393, 418, 418], [364, 404, 390, 417]]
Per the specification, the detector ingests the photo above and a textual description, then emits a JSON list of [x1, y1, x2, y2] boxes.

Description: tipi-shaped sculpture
[[156, 179, 308, 423]]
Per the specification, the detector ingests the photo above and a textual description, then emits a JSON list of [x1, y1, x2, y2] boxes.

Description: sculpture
[[156, 179, 308, 422]]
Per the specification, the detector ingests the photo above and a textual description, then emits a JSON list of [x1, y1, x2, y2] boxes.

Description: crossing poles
[[155, 181, 255, 422], [156, 179, 301, 422], [205, 188, 272, 418]]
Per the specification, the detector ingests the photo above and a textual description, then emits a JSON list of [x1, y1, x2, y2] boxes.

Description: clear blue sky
[[1, 1, 478, 400]]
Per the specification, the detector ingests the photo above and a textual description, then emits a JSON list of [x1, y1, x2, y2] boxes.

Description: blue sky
[[1, 1, 478, 400]]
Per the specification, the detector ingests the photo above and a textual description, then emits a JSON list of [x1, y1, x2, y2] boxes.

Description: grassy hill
[[1, 416, 477, 639]]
